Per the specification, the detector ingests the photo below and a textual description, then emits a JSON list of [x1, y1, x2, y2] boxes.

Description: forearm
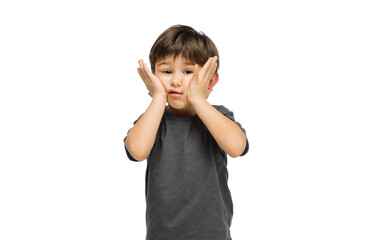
[[125, 94, 166, 161], [191, 99, 247, 158]]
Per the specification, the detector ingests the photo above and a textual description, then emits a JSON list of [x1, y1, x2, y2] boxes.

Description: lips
[[168, 90, 183, 98]]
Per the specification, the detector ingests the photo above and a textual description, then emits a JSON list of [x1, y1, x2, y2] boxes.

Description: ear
[[207, 72, 219, 98], [208, 72, 219, 90]]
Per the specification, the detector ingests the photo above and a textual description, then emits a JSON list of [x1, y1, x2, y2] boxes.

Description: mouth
[[168, 90, 183, 98]]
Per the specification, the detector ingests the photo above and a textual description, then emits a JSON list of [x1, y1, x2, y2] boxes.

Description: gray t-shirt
[[124, 105, 249, 240]]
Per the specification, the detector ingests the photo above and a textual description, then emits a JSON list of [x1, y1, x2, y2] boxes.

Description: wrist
[[189, 97, 208, 108], [153, 92, 167, 100], [152, 93, 167, 105]]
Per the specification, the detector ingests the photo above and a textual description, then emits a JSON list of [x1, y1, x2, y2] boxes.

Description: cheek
[[164, 79, 173, 88], [182, 78, 192, 91], [157, 76, 170, 88]]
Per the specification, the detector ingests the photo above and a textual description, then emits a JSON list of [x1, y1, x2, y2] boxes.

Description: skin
[[125, 55, 247, 161]]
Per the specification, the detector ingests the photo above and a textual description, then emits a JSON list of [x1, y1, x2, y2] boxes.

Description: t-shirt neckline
[[164, 109, 199, 122]]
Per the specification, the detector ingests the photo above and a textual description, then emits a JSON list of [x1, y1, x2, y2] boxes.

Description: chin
[[168, 104, 187, 111], [167, 101, 194, 113], [167, 99, 188, 109]]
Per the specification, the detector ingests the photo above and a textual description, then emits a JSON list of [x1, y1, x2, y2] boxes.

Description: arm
[[125, 95, 166, 161], [191, 100, 247, 158], [188, 57, 247, 158], [125, 60, 167, 161]]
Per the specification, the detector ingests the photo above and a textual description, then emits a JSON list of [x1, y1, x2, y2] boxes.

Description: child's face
[[154, 55, 198, 116]]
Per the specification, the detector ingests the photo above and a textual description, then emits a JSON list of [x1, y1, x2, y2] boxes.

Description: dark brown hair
[[149, 25, 219, 73]]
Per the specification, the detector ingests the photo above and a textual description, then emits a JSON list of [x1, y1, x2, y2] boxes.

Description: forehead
[[156, 54, 195, 66]]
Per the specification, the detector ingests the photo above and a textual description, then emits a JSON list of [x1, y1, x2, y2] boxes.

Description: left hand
[[187, 56, 218, 104]]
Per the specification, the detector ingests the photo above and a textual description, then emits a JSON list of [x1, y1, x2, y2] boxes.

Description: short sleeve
[[123, 114, 143, 162], [213, 105, 249, 156]]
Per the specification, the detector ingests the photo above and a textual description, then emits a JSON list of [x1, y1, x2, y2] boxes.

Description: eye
[[163, 70, 172, 74], [184, 70, 193, 74]]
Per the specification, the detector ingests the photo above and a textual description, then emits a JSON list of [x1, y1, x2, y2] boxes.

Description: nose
[[171, 73, 183, 87]]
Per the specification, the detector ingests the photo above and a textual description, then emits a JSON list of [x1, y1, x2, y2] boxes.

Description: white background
[[1, 0, 376, 239]]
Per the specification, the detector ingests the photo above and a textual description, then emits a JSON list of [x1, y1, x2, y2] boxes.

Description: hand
[[137, 59, 167, 100], [187, 56, 218, 104]]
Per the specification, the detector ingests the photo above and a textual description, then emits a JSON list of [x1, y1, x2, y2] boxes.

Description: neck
[[166, 106, 196, 117]]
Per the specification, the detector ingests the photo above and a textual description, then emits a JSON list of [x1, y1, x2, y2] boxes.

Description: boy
[[124, 25, 249, 240]]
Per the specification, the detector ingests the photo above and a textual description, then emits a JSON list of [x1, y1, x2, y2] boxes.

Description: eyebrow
[[157, 62, 170, 66], [157, 61, 195, 67]]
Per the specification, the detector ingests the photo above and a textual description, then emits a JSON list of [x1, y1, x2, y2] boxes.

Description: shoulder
[[212, 105, 235, 119], [212, 105, 232, 115]]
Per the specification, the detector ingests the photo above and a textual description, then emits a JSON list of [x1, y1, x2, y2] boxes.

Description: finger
[[137, 67, 145, 80], [193, 64, 200, 83], [137, 66, 148, 84], [140, 61, 166, 92], [139, 59, 146, 69], [140, 60, 160, 86], [201, 57, 217, 81], [211, 56, 218, 74], [138, 59, 144, 72], [142, 61, 156, 80], [208, 56, 218, 73], [200, 57, 213, 77], [138, 60, 148, 80], [200, 63, 213, 82], [205, 57, 218, 81], [208, 60, 218, 77], [139, 59, 152, 80]]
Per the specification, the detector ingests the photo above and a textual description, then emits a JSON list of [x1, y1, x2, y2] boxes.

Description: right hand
[[137, 59, 166, 100]]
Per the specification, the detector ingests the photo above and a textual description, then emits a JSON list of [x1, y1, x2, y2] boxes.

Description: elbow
[[227, 136, 247, 158], [125, 140, 148, 161], [134, 155, 147, 162], [129, 149, 147, 161], [228, 148, 243, 158], [227, 146, 244, 158]]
